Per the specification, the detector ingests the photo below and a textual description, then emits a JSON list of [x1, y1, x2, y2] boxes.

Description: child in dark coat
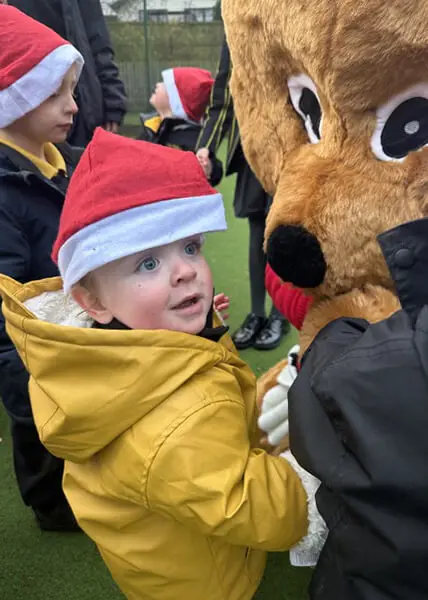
[[0, 5, 83, 531], [138, 67, 222, 185]]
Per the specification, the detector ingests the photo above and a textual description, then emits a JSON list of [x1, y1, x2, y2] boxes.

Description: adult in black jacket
[[0, 143, 82, 531], [289, 218, 428, 599], [9, 0, 127, 146], [196, 37, 289, 350]]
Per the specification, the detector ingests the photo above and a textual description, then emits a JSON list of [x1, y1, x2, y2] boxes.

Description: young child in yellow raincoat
[[0, 129, 308, 600]]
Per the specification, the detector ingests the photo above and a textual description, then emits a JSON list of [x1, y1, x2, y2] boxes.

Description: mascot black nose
[[266, 225, 327, 288]]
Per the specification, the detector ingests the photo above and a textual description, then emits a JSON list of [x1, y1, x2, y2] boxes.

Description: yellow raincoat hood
[[0, 275, 239, 462]]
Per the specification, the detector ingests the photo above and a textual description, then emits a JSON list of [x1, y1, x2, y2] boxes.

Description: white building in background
[[101, 0, 217, 22], [101, 2, 117, 16]]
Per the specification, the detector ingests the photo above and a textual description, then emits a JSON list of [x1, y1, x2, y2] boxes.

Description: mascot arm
[[290, 307, 428, 584], [266, 318, 369, 568], [258, 342, 327, 566]]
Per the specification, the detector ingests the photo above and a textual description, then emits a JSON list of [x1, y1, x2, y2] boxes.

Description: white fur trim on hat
[[0, 44, 84, 128], [58, 192, 227, 293], [162, 68, 187, 121]]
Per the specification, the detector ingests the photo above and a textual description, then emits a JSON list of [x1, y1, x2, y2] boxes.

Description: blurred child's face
[[149, 82, 172, 115], [7, 63, 79, 145], [73, 236, 214, 334]]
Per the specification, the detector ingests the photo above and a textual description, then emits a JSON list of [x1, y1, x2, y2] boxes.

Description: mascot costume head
[[222, 0, 428, 351]]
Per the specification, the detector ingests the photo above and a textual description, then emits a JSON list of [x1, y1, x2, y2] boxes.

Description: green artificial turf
[[0, 157, 311, 600]]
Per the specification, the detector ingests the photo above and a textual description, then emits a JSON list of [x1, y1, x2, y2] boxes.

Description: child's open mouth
[[172, 294, 202, 310]]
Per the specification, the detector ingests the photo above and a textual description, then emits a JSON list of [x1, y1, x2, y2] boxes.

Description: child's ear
[[71, 284, 113, 325]]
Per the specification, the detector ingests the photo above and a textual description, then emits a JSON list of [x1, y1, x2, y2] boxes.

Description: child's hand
[[196, 148, 213, 180], [104, 122, 119, 134], [213, 293, 230, 321]]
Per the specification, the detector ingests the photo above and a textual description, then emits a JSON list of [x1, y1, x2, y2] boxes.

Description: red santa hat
[[162, 67, 214, 123], [52, 128, 226, 292], [0, 5, 84, 128]]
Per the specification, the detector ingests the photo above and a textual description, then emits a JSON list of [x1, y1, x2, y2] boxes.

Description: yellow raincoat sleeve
[[144, 397, 308, 551]]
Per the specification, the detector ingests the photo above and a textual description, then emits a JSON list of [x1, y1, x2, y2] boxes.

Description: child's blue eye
[[184, 241, 201, 256], [138, 257, 159, 272]]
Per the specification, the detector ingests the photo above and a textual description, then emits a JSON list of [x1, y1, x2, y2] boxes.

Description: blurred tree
[[214, 0, 222, 21]]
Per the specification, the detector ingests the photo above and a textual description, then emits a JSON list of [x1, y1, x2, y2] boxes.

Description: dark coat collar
[[93, 304, 229, 343], [378, 217, 428, 324]]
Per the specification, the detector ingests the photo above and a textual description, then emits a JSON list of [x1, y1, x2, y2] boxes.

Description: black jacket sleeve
[[0, 199, 30, 287], [195, 36, 234, 154], [209, 152, 223, 187], [290, 313, 428, 600], [0, 198, 30, 411], [78, 0, 127, 125]]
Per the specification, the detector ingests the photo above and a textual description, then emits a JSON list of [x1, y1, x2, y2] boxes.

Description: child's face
[[7, 64, 78, 145], [149, 82, 172, 115], [74, 236, 214, 334]]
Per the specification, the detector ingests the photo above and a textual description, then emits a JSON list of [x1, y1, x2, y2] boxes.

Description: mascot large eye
[[288, 74, 322, 144], [371, 84, 428, 162]]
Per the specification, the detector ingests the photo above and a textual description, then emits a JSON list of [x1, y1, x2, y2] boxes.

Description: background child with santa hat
[[0, 4, 84, 531], [0, 130, 309, 600], [139, 66, 223, 184]]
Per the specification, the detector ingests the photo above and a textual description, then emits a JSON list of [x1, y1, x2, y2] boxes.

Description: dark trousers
[[10, 416, 66, 511], [0, 361, 66, 511], [233, 159, 277, 318], [248, 213, 268, 317]]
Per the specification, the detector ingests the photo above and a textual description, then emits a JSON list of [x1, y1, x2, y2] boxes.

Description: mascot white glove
[[281, 451, 327, 567], [258, 344, 300, 445], [258, 343, 328, 566]]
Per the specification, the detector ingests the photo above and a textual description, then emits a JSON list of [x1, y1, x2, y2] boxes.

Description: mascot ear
[[267, 225, 327, 288]]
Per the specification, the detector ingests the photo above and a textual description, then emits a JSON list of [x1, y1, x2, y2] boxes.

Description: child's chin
[[176, 315, 207, 335], [50, 130, 69, 144]]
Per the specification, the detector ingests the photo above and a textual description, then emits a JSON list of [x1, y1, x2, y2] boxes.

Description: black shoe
[[232, 313, 267, 349], [253, 315, 290, 350], [33, 503, 81, 532]]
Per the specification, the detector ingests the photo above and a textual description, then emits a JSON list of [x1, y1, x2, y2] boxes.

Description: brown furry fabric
[[300, 286, 401, 353]]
